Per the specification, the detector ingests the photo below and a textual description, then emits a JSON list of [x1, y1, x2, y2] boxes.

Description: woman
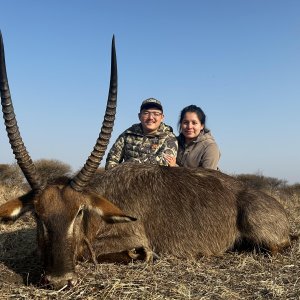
[[165, 105, 220, 169]]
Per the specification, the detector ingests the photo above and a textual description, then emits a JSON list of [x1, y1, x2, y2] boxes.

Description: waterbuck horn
[[70, 35, 117, 192], [0, 31, 44, 192]]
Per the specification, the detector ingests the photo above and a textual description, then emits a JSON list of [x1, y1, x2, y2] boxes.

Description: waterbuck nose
[[42, 273, 78, 290]]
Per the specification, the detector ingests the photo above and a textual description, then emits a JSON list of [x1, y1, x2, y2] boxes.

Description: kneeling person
[[105, 98, 178, 169]]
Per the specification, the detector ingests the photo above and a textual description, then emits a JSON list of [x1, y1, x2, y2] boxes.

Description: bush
[[281, 183, 300, 198], [0, 163, 24, 188], [34, 159, 72, 184], [0, 160, 72, 188], [235, 172, 288, 192]]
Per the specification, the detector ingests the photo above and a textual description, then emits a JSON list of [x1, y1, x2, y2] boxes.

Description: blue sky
[[0, 0, 299, 184]]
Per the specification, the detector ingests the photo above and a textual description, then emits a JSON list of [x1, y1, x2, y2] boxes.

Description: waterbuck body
[[0, 32, 291, 289], [89, 163, 290, 258]]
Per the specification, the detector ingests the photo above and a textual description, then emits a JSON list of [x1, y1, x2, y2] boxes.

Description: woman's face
[[180, 112, 204, 142]]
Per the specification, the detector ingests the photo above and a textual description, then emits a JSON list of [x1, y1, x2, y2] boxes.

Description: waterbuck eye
[[77, 206, 85, 218]]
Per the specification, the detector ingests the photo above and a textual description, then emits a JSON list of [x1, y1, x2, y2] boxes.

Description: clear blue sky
[[0, 0, 299, 184]]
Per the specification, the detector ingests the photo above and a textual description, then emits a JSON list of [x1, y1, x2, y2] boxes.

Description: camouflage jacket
[[105, 123, 178, 169]]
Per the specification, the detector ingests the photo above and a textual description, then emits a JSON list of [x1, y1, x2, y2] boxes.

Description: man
[[105, 98, 178, 169]]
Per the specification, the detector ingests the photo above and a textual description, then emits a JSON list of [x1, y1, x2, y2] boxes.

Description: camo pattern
[[105, 123, 178, 169]]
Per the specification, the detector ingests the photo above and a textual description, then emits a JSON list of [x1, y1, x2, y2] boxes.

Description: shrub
[[0, 159, 72, 188], [34, 159, 72, 184], [0, 163, 24, 188], [235, 172, 287, 192]]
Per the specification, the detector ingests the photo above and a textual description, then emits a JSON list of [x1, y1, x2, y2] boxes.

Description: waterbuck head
[[0, 32, 136, 289]]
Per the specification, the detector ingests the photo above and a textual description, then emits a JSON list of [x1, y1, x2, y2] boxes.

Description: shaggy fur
[[0, 163, 291, 289]]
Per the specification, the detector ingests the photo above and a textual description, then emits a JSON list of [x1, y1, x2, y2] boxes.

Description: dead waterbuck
[[0, 32, 291, 290]]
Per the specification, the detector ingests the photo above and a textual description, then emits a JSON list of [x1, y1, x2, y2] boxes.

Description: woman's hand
[[164, 154, 177, 167]]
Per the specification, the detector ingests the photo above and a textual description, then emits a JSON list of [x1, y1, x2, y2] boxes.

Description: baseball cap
[[140, 98, 163, 112]]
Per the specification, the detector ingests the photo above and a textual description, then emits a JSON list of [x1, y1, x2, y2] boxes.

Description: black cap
[[140, 98, 163, 112]]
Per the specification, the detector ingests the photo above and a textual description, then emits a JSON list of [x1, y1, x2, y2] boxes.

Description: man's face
[[138, 109, 164, 134]]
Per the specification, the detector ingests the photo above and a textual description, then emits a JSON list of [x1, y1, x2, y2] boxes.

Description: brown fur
[[90, 164, 290, 257], [0, 163, 291, 289]]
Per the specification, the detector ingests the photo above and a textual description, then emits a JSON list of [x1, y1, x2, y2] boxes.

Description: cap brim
[[140, 103, 163, 111]]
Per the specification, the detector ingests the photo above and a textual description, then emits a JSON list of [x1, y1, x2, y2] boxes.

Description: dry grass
[[0, 164, 299, 299]]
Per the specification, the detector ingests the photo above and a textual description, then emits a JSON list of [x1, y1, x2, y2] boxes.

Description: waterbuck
[[0, 32, 291, 290]]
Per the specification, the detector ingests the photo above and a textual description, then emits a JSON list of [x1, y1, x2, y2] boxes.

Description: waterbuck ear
[[0, 191, 35, 222], [88, 194, 137, 224]]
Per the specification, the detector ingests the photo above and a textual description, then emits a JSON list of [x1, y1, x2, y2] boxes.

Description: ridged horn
[[0, 31, 43, 192], [70, 35, 117, 192]]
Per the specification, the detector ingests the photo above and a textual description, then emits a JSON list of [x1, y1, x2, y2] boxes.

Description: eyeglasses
[[141, 111, 163, 117]]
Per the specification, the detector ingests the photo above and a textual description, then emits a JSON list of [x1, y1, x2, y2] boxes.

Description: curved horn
[[0, 32, 43, 191], [70, 35, 117, 192]]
